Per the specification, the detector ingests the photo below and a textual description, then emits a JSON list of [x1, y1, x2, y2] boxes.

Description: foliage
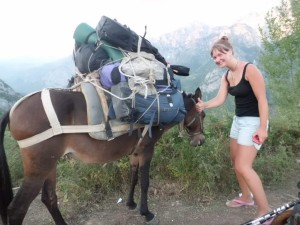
[[259, 0, 300, 129], [5, 112, 299, 205], [151, 114, 235, 196], [56, 156, 130, 204], [4, 130, 23, 186]]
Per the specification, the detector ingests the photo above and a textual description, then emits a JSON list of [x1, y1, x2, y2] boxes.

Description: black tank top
[[225, 63, 259, 117]]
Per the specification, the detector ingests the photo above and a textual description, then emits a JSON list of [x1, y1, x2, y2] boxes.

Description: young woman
[[196, 36, 273, 225]]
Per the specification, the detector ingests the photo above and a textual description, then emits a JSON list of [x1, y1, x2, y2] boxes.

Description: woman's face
[[211, 48, 231, 68]]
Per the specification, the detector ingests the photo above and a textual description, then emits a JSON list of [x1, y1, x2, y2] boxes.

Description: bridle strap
[[184, 116, 203, 137], [185, 112, 200, 127], [182, 98, 204, 137]]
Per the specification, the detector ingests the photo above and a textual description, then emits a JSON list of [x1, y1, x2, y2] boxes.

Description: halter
[[181, 98, 204, 137]]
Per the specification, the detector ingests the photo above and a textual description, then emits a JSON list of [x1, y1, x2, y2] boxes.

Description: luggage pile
[[72, 15, 188, 131]]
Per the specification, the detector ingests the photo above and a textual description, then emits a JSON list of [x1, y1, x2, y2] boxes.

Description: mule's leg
[[7, 178, 44, 225], [126, 153, 139, 210], [139, 159, 155, 222], [41, 167, 68, 225], [135, 141, 158, 223]]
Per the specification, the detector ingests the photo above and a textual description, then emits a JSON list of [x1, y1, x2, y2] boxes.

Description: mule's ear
[[194, 88, 202, 99], [182, 91, 187, 98]]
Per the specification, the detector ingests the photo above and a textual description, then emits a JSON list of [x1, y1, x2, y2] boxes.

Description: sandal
[[226, 198, 255, 208]]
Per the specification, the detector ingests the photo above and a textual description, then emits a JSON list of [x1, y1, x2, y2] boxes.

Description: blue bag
[[134, 89, 186, 126]]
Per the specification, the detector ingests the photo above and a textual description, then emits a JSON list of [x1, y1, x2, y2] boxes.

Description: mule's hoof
[[127, 202, 137, 211], [146, 215, 159, 225]]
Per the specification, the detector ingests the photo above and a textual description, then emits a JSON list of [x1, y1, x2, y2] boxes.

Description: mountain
[[151, 22, 261, 97], [0, 79, 23, 115], [0, 56, 74, 95], [0, 21, 262, 112]]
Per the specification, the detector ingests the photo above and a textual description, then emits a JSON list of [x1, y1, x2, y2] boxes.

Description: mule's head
[[182, 88, 206, 147]]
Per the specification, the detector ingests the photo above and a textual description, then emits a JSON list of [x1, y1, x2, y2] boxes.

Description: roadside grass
[[5, 112, 300, 208]]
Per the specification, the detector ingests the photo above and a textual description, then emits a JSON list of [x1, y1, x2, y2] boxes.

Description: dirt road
[[22, 173, 300, 225]]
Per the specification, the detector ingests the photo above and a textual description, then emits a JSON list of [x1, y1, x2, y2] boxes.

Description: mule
[[0, 87, 205, 225]]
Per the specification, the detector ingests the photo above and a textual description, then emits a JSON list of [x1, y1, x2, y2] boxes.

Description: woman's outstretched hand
[[196, 98, 205, 112]]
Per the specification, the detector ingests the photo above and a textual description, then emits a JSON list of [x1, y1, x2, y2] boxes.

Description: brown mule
[[0, 87, 205, 225]]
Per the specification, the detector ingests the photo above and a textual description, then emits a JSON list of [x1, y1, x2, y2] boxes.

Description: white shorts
[[229, 116, 267, 150]]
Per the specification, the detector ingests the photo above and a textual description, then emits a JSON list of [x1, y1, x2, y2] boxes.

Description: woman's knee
[[234, 163, 251, 176]]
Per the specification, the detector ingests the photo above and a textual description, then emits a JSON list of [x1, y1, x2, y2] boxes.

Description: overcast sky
[[0, 0, 281, 59]]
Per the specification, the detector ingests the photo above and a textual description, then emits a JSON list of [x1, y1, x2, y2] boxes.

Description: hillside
[[0, 56, 74, 95], [0, 80, 23, 115], [151, 22, 261, 96]]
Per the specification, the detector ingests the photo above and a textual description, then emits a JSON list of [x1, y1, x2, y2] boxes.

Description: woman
[[196, 36, 273, 224]]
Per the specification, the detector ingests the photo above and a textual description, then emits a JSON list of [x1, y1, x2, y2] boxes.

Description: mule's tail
[[0, 111, 13, 225]]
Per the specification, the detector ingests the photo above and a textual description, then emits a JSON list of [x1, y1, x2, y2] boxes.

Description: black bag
[[96, 16, 135, 51], [136, 38, 167, 65], [74, 43, 110, 74], [96, 16, 167, 65], [170, 65, 190, 76]]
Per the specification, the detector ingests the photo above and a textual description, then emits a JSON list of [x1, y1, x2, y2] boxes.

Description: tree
[[259, 0, 300, 128]]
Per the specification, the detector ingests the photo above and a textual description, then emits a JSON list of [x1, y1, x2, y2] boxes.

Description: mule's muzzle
[[190, 134, 205, 147]]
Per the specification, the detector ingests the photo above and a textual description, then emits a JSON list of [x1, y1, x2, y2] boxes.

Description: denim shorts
[[229, 116, 266, 150]]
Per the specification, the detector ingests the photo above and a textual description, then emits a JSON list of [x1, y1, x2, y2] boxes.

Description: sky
[[0, 0, 281, 60]]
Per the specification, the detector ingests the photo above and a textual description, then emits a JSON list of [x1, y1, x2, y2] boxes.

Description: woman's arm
[[246, 64, 269, 143], [196, 75, 228, 112]]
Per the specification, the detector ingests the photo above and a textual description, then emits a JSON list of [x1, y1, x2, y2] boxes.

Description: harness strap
[[42, 89, 63, 135], [131, 125, 149, 155], [91, 74, 114, 139], [147, 112, 156, 138], [16, 89, 137, 148], [17, 124, 107, 148], [178, 121, 185, 138]]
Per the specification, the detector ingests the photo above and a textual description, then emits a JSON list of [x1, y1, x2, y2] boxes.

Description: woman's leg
[[230, 138, 253, 202], [234, 144, 271, 216]]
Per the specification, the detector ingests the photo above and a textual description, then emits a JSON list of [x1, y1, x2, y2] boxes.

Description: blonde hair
[[210, 36, 233, 57]]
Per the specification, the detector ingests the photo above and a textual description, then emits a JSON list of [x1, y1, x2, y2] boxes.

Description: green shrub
[[56, 156, 130, 204], [4, 112, 299, 205], [4, 130, 23, 187]]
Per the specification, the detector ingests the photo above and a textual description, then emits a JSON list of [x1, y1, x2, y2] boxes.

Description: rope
[[71, 74, 135, 101], [118, 36, 162, 99]]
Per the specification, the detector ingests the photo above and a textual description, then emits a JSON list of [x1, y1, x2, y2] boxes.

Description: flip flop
[[226, 198, 255, 208]]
